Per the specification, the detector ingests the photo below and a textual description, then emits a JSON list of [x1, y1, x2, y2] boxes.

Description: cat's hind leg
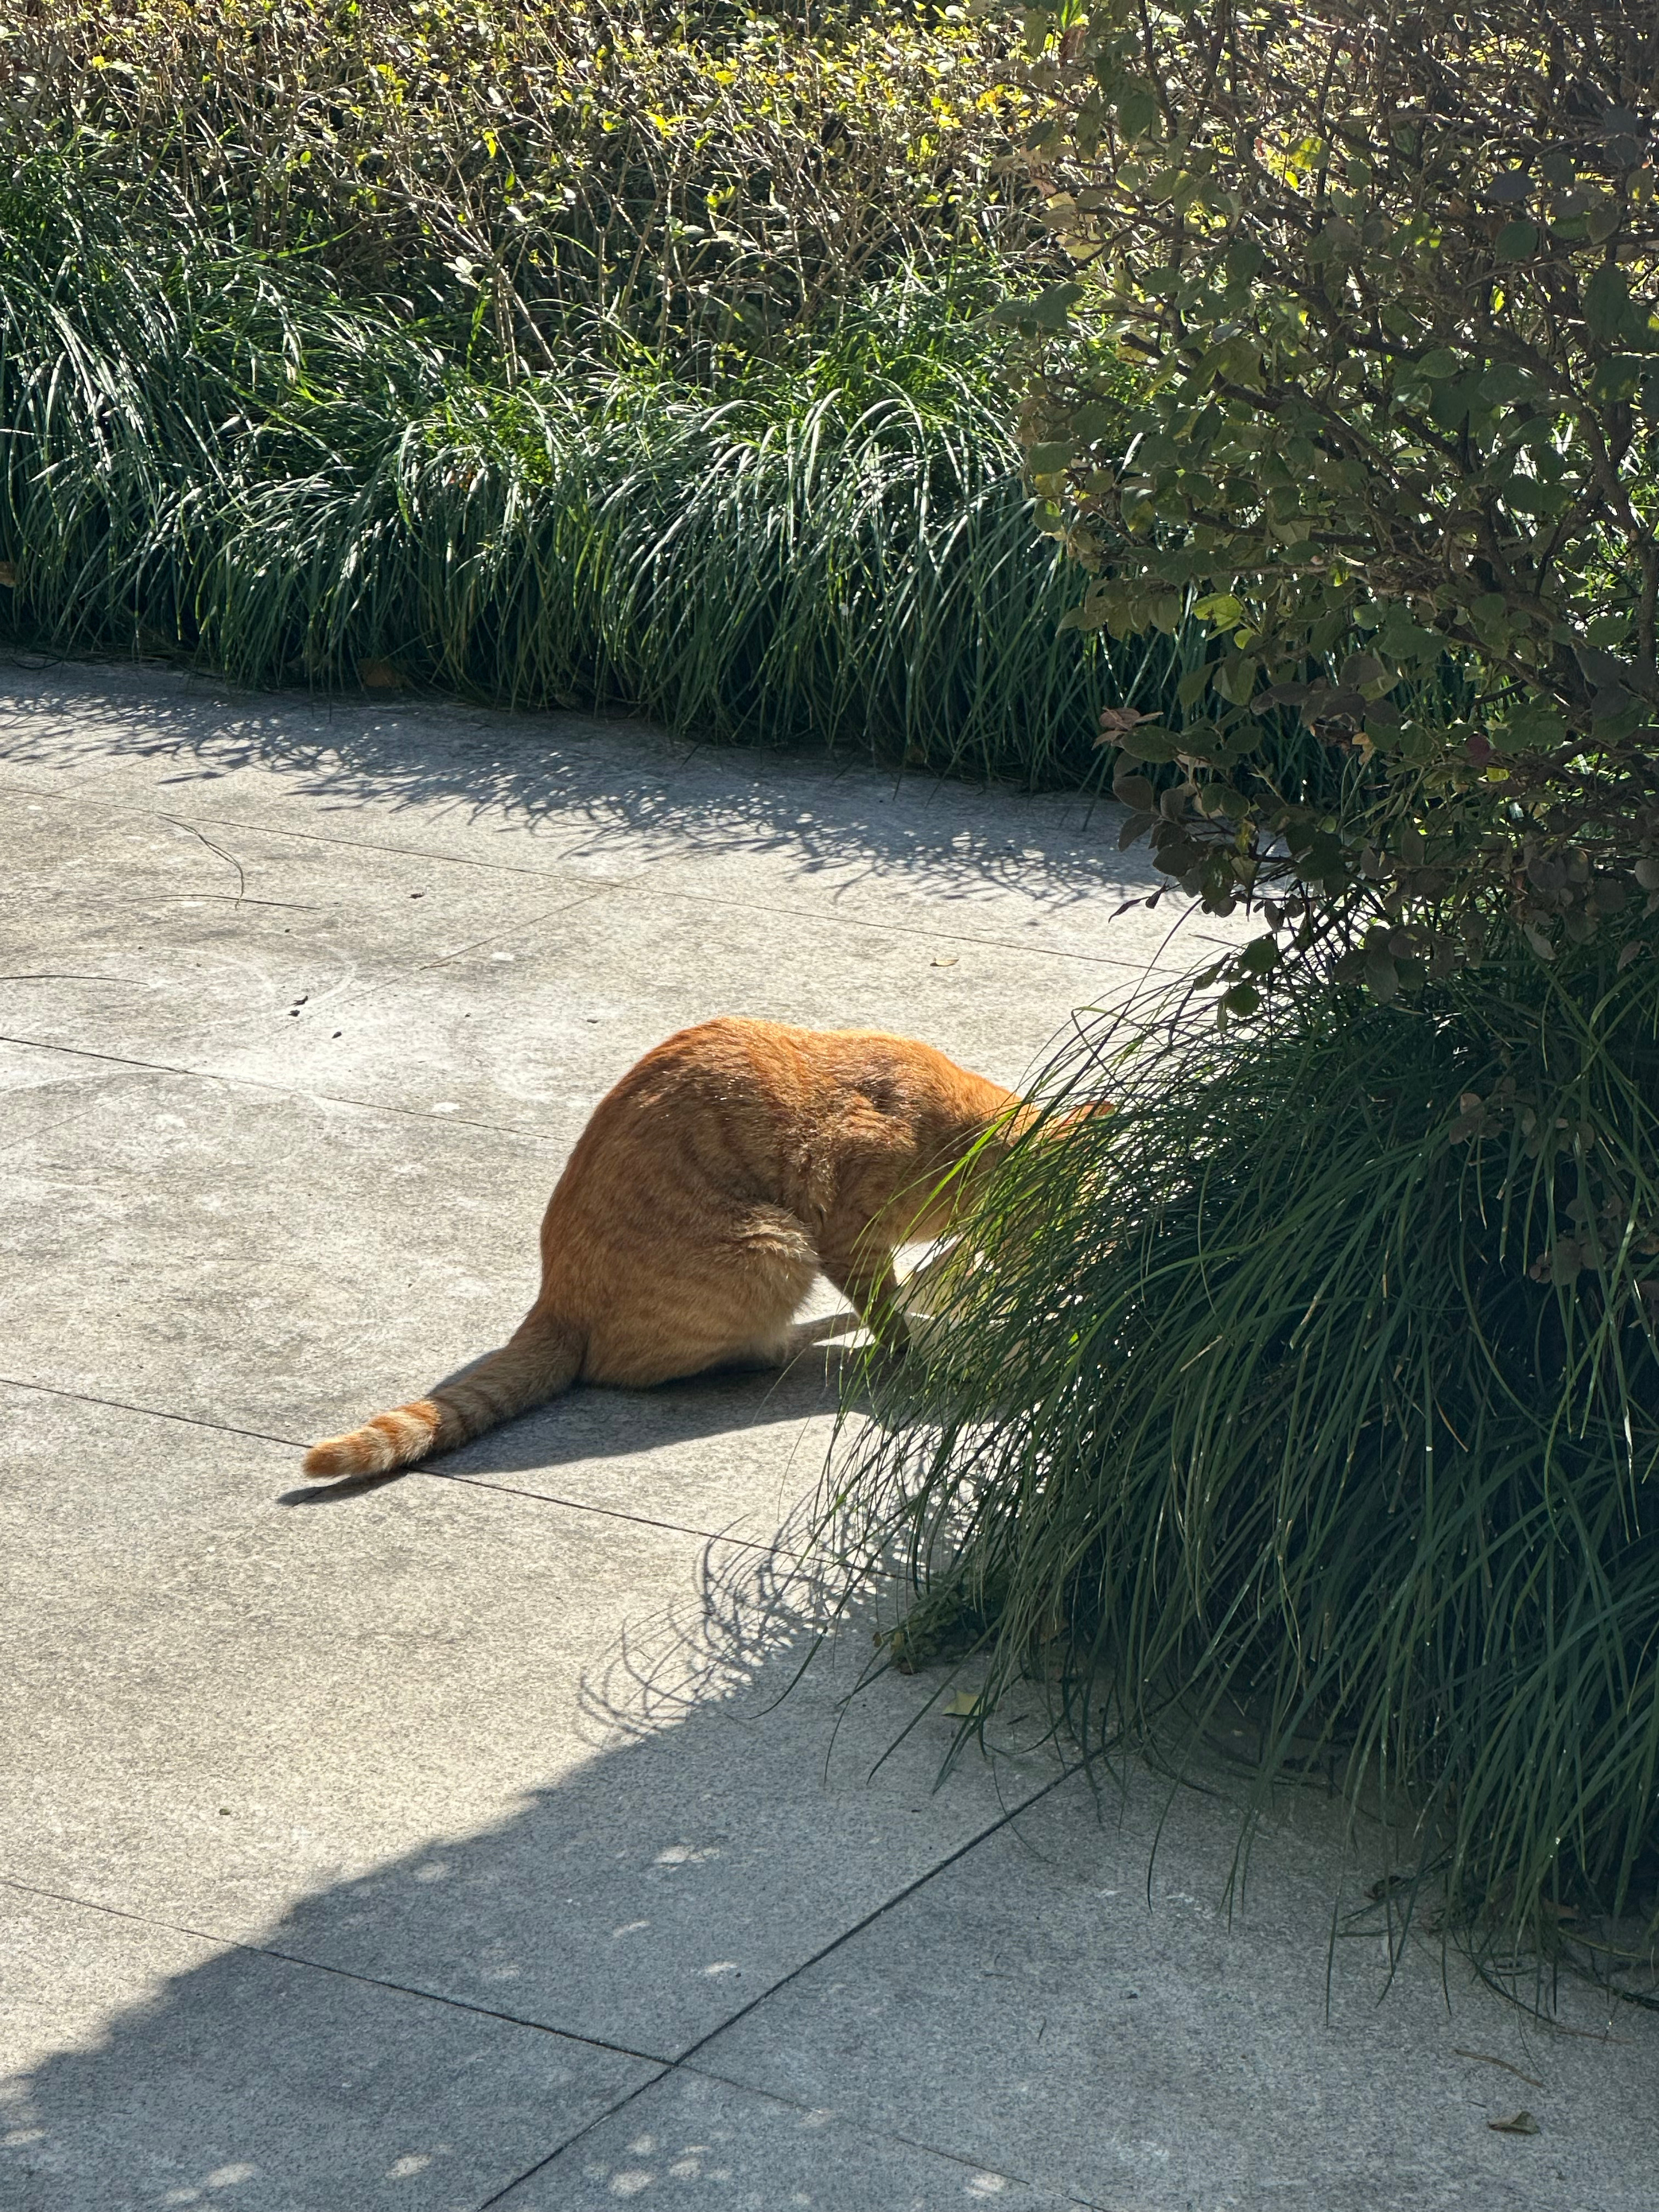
[[583, 1203, 820, 1387], [704, 1328, 800, 1375]]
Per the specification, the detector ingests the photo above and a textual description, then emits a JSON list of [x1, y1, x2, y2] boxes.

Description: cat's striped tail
[[302, 1310, 585, 1480]]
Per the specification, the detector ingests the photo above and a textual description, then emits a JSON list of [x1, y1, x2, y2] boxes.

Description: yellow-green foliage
[[2, 1, 1043, 363]]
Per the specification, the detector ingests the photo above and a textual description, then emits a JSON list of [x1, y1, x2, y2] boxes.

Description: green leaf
[[1429, 375, 1478, 428], [1363, 947, 1401, 1000], [1192, 591, 1244, 627], [1591, 355, 1643, 404], [1116, 80, 1159, 141], [1491, 704, 1567, 755], [1070, 401, 1123, 442], [1112, 723, 1183, 764], [1238, 935, 1280, 976], [995, 281, 1085, 332], [1479, 363, 1532, 403], [1211, 654, 1259, 704], [1419, 347, 1460, 379], [1585, 264, 1633, 346], [1496, 219, 1539, 259]]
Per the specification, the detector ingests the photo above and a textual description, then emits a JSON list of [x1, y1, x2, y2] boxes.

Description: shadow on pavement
[[0, 660, 1153, 914], [1, 1505, 1054, 2212], [276, 1318, 875, 1505]]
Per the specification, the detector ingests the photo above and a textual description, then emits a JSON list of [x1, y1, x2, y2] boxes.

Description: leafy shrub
[[1, 0, 1047, 366], [1002, 0, 1659, 1007]]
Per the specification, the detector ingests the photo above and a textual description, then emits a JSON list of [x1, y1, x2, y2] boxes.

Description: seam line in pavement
[[5, 778, 673, 885], [0, 1371, 802, 1555], [0, 1373, 302, 1450], [487, 2052, 1054, 2210], [470, 1760, 1079, 2210], [429, 1466, 801, 1558], [661, 2056, 1108, 2210], [294, 881, 617, 1026], [663, 881, 1188, 973], [0, 1870, 671, 2072], [408, 886, 616, 970], [0, 1031, 566, 1142], [0, 1087, 111, 1158]]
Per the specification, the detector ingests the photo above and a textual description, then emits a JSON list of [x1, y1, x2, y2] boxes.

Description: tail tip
[[301, 1401, 443, 1482], [302, 1436, 375, 1481]]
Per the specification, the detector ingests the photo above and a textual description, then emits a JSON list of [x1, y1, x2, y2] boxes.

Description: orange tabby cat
[[302, 1016, 1024, 1481]]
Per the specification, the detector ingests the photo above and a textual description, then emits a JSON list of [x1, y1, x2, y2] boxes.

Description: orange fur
[[302, 1017, 1022, 1481]]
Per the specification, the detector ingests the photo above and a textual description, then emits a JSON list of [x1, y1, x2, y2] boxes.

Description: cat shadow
[[275, 1314, 886, 1506]]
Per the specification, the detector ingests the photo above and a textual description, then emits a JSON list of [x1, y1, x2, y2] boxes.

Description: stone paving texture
[[1, 660, 1656, 2211]]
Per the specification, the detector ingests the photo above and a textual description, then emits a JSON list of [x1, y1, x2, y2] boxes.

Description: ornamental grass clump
[[837, 932, 1659, 1956], [0, 154, 1165, 782]]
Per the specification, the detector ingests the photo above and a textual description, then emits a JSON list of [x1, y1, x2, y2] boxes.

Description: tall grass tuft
[[831, 934, 1659, 1955], [0, 159, 1175, 785]]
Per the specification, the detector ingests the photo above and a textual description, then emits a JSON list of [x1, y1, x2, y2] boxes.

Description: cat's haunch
[[302, 1017, 1022, 1481]]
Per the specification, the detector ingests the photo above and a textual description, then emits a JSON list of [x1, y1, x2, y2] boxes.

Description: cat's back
[[557, 1017, 1007, 1192], [594, 1015, 995, 1121]]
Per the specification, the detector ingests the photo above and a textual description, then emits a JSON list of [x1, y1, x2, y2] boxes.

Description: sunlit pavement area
[[2, 659, 1656, 2211]]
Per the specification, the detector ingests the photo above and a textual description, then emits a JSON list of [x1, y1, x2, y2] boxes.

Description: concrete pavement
[[2, 661, 1655, 2211]]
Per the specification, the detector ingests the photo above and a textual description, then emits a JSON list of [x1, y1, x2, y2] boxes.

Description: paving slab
[[0, 1384, 1064, 2063], [0, 1884, 657, 2212], [0, 793, 613, 1080], [2, 730, 1192, 1146], [0, 1058, 855, 1531], [0, 661, 1229, 1005], [0, 1064, 562, 1443]]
